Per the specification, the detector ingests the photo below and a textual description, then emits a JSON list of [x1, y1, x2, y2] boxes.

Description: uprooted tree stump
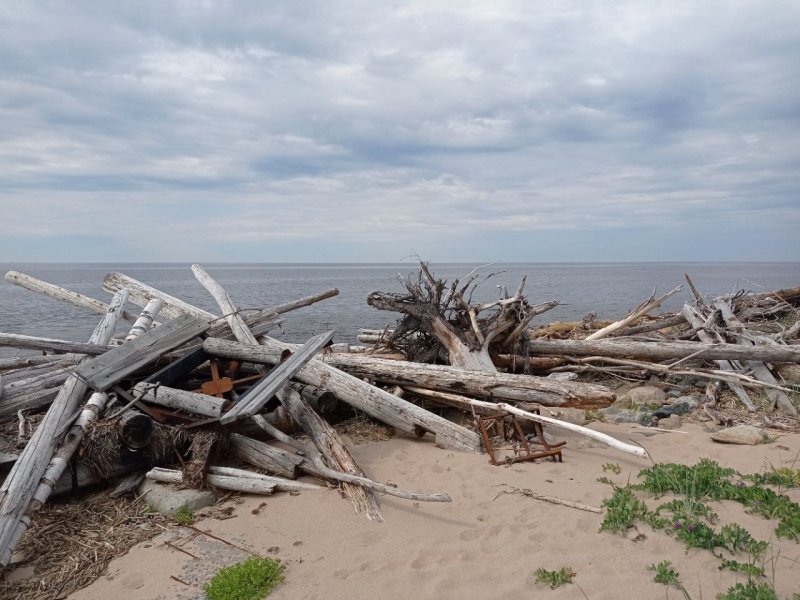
[[367, 262, 558, 371]]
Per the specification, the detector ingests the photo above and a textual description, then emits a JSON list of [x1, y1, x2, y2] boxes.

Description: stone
[[710, 425, 770, 445], [138, 478, 217, 517], [658, 414, 682, 430], [670, 395, 701, 414], [601, 406, 653, 425]]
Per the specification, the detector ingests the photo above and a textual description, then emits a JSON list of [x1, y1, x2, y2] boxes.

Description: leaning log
[[278, 386, 384, 521], [132, 383, 225, 418], [202, 339, 614, 408], [0, 333, 110, 356], [0, 288, 129, 567], [4, 271, 142, 324], [527, 337, 800, 364]]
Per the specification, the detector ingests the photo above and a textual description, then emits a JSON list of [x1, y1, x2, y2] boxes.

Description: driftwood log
[[202, 339, 614, 408]]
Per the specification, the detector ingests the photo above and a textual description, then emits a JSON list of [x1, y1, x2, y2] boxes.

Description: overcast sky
[[0, 1, 798, 262]]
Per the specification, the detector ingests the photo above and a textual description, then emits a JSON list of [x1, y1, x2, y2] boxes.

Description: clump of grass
[[204, 557, 285, 600], [649, 561, 691, 599], [173, 506, 195, 526], [718, 559, 764, 578], [602, 463, 622, 474], [584, 409, 605, 423], [534, 566, 575, 589]]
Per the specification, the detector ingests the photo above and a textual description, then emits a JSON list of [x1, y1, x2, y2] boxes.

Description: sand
[[68, 422, 800, 600]]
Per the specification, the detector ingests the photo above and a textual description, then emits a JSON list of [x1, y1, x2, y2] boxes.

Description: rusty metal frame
[[477, 408, 564, 465]]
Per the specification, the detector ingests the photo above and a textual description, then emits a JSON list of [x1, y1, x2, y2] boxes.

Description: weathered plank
[[74, 314, 210, 391], [103, 272, 215, 320]]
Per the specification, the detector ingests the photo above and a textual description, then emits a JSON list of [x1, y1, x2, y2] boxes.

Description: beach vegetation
[[204, 557, 285, 600]]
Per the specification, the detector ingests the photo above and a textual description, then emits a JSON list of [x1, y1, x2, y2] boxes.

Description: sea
[[1, 263, 798, 355]]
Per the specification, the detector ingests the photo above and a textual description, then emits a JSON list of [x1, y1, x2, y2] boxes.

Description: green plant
[[173, 506, 195, 526], [534, 566, 575, 589], [716, 580, 778, 600], [600, 487, 649, 532], [649, 561, 692, 599], [744, 468, 800, 489], [718, 559, 764, 578], [204, 557, 286, 600], [602, 463, 622, 474]]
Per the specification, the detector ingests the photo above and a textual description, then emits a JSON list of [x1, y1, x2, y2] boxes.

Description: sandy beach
[[66, 421, 800, 600]]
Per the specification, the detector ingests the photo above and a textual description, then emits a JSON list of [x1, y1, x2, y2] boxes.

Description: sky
[[0, 1, 798, 263]]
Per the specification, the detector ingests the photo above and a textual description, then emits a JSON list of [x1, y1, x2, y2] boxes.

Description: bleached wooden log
[[0, 356, 66, 371], [204, 342, 614, 408], [681, 304, 757, 412], [713, 299, 798, 417], [145, 467, 278, 495], [125, 299, 163, 341], [0, 389, 59, 420], [192, 264, 259, 345], [1, 357, 78, 384], [0, 289, 128, 567], [132, 383, 225, 418], [206, 466, 321, 492], [0, 333, 110, 356], [4, 270, 142, 324], [586, 285, 683, 340], [103, 272, 216, 320]]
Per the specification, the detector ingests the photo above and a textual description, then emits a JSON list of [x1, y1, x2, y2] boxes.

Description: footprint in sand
[[459, 528, 480, 541]]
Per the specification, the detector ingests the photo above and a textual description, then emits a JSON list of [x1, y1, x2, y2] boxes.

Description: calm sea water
[[1, 263, 798, 354]]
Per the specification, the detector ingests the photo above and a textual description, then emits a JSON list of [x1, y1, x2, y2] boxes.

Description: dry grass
[[0, 491, 168, 600]]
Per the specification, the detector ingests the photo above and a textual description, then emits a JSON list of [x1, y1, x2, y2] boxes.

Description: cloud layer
[[0, 1, 798, 261]]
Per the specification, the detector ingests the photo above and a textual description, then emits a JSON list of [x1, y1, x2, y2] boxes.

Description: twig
[[493, 484, 602, 514]]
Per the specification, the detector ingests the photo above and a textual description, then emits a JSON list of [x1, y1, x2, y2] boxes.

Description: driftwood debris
[[0, 261, 797, 578]]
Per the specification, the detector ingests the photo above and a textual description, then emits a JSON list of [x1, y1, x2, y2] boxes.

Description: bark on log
[[527, 336, 800, 364], [0, 289, 128, 567]]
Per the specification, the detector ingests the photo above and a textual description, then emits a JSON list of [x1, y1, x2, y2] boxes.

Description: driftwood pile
[[0, 263, 798, 575]]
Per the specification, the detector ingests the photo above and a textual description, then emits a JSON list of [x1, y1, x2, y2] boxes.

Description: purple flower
[[687, 524, 696, 532], [673, 521, 682, 529]]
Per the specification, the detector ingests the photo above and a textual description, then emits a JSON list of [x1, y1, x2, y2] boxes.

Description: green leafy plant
[[534, 566, 575, 589], [744, 468, 800, 489], [716, 580, 778, 600], [718, 559, 764, 578], [600, 487, 650, 532], [204, 557, 286, 600], [649, 561, 692, 599], [173, 506, 195, 526], [602, 462, 622, 474]]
